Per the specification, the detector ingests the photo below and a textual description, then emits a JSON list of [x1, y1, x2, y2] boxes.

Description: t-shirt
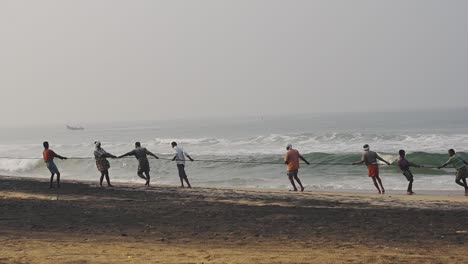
[[132, 148, 149, 160], [43, 149, 57, 162], [285, 149, 300, 171], [446, 155, 466, 170], [173, 146, 189, 165], [362, 151, 379, 165], [398, 158, 411, 171]]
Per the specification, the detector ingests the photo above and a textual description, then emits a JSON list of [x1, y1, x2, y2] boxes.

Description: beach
[[0, 176, 467, 263]]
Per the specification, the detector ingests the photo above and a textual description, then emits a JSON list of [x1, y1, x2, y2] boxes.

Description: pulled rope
[[0, 156, 440, 168]]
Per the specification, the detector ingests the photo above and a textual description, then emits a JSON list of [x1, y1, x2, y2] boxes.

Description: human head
[[135, 142, 141, 148], [363, 144, 370, 151], [448, 149, 455, 157], [43, 141, 49, 149], [171, 141, 177, 148], [399, 149, 405, 157], [286, 144, 292, 150]]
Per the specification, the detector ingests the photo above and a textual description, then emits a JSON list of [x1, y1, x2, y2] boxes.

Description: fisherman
[[94, 141, 117, 187], [42, 141, 67, 188], [352, 144, 390, 194], [397, 149, 421, 195], [438, 149, 468, 196], [118, 142, 159, 186], [284, 144, 310, 192], [171, 141, 194, 188]]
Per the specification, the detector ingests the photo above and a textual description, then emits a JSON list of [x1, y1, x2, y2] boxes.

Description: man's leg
[[183, 176, 192, 188], [179, 176, 184, 188], [293, 175, 304, 192], [56, 172, 61, 188], [105, 171, 113, 187], [179, 165, 191, 188], [288, 174, 298, 191], [461, 178, 468, 196], [100, 172, 105, 187], [137, 172, 147, 180], [376, 176, 384, 194], [371, 177, 381, 194], [49, 173, 55, 188], [177, 165, 185, 187], [144, 172, 150, 186], [407, 179, 413, 194]]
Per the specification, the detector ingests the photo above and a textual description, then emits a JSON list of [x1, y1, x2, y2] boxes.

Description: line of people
[[42, 141, 468, 196], [42, 141, 193, 189]]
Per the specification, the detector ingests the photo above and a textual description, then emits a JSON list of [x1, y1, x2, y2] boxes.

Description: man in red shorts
[[352, 144, 390, 194]]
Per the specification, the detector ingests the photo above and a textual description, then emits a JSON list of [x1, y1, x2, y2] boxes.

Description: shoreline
[[1, 175, 467, 263], [2, 174, 467, 198]]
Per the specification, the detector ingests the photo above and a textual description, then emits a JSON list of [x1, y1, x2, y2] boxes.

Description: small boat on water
[[66, 124, 85, 130]]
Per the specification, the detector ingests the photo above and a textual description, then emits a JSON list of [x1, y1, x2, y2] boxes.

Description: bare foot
[[407, 191, 413, 195], [108, 184, 113, 187], [378, 191, 381, 194], [180, 185, 185, 188], [381, 190, 385, 194], [301, 186, 305, 192]]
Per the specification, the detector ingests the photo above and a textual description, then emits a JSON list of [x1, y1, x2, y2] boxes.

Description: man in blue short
[[397, 149, 421, 195], [438, 149, 468, 196], [171, 141, 194, 188], [43, 141, 67, 188]]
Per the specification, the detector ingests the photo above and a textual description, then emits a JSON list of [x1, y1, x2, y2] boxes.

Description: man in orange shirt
[[284, 144, 310, 192], [43, 141, 67, 188]]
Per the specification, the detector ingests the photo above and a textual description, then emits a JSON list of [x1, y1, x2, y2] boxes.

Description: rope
[[0, 156, 440, 168]]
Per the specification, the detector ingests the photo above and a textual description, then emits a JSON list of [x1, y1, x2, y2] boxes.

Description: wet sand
[[1, 175, 467, 263]]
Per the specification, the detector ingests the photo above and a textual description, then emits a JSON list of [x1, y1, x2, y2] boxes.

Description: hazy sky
[[1, 0, 467, 126]]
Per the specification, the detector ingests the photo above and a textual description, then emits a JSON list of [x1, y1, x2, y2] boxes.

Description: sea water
[[0, 109, 467, 191]]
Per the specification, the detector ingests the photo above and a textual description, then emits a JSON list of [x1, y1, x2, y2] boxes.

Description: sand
[[1, 175, 468, 264]]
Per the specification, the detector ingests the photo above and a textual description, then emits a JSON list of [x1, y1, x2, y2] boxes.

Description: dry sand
[[1, 175, 468, 263]]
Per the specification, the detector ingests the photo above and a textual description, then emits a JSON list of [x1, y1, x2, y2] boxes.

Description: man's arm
[[376, 154, 391, 165], [299, 155, 310, 165], [118, 151, 134, 158], [408, 161, 421, 168], [438, 158, 451, 169], [186, 154, 194, 162], [352, 153, 366, 165], [146, 149, 159, 159], [106, 152, 117, 159], [53, 151, 67, 160]]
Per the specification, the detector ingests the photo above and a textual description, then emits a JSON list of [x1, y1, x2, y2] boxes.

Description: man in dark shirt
[[397, 149, 421, 195], [119, 142, 159, 186]]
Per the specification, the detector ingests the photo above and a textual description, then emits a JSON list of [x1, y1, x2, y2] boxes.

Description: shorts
[[46, 161, 60, 174], [95, 158, 110, 172], [456, 166, 468, 181], [402, 170, 414, 181], [177, 164, 187, 178], [367, 164, 379, 177], [137, 158, 150, 174], [287, 170, 298, 177]]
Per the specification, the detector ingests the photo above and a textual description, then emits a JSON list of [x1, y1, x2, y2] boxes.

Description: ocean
[[1, 109, 467, 191]]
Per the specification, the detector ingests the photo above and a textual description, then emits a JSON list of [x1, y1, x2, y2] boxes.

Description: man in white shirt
[[171, 141, 194, 188]]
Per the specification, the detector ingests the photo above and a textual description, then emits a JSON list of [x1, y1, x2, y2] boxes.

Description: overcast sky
[[1, 0, 467, 126]]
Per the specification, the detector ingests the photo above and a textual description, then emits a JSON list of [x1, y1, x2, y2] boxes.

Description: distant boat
[[66, 124, 84, 130]]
